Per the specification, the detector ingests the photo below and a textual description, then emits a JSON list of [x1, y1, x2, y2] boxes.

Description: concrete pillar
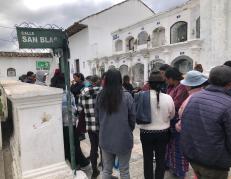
[[200, 0, 228, 72], [0, 123, 2, 150], [0, 80, 73, 179], [227, 1, 231, 60], [144, 58, 149, 82]]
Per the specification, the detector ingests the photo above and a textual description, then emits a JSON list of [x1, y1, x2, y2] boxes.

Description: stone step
[[0, 150, 6, 179]]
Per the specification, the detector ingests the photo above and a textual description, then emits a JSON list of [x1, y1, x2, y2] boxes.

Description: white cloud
[[0, 0, 189, 50], [23, 0, 124, 11]]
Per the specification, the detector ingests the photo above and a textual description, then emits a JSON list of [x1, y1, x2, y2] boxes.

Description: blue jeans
[[102, 149, 131, 179]]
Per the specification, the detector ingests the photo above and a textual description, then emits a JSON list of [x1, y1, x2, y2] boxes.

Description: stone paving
[[81, 128, 231, 179], [0, 149, 6, 179], [1, 126, 230, 179]]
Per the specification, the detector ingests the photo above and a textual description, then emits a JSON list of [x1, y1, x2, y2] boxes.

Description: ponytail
[[149, 82, 163, 109]]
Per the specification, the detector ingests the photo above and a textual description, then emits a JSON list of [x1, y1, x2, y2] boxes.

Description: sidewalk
[[81, 128, 231, 179], [0, 150, 5, 179]]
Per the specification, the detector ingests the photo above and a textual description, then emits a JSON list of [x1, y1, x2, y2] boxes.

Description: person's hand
[[71, 80, 75, 85], [175, 120, 182, 132]]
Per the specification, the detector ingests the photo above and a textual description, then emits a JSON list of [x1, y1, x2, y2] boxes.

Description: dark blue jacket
[[134, 91, 151, 124], [181, 85, 231, 170]]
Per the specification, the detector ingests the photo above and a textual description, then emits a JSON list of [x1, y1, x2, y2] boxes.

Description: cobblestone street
[[81, 128, 230, 179]]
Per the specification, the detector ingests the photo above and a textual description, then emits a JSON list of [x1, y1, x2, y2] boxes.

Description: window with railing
[[170, 21, 188, 44], [115, 39, 123, 52], [138, 31, 149, 45], [152, 27, 166, 47]]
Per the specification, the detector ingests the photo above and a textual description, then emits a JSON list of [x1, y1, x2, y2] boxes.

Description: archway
[[137, 31, 149, 45], [100, 64, 105, 77], [152, 27, 166, 47], [119, 65, 129, 78], [171, 56, 193, 74], [170, 21, 188, 44], [132, 63, 144, 87], [149, 60, 165, 73], [92, 67, 96, 75], [115, 39, 123, 52], [108, 65, 115, 70], [126, 36, 135, 51]]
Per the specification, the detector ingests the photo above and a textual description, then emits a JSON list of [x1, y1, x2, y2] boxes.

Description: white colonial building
[[0, 52, 58, 82], [67, 0, 231, 86]]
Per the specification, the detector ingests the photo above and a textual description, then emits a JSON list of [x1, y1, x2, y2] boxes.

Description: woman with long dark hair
[[95, 69, 136, 179], [164, 67, 189, 178], [139, 71, 175, 179], [71, 73, 85, 105]]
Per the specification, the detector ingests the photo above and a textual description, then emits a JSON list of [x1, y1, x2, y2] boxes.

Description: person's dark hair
[[74, 73, 85, 82], [27, 71, 34, 77], [165, 67, 183, 81], [148, 71, 165, 108], [123, 75, 130, 83], [194, 64, 203, 73], [159, 64, 170, 71], [209, 65, 231, 86], [86, 76, 92, 81], [90, 75, 100, 84], [99, 69, 123, 114], [19, 74, 27, 82], [224, 61, 231, 68], [51, 73, 65, 89]]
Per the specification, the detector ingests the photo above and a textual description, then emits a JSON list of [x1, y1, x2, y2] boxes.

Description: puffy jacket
[[181, 85, 231, 170]]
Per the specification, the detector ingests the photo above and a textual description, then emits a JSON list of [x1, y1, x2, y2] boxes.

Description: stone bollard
[[0, 80, 73, 179]]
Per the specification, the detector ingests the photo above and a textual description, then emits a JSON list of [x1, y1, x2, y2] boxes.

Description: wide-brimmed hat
[[181, 70, 208, 87], [148, 71, 164, 83]]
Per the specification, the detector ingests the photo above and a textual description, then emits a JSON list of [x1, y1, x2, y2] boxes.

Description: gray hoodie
[[35, 71, 47, 86]]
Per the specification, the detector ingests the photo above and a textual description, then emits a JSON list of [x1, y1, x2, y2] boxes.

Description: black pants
[[63, 126, 89, 167], [88, 131, 100, 172], [140, 130, 170, 179]]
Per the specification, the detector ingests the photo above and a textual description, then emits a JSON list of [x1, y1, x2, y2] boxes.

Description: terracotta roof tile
[[0, 52, 53, 58]]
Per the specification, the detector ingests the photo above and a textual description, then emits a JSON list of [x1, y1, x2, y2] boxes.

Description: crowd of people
[[20, 61, 231, 179]]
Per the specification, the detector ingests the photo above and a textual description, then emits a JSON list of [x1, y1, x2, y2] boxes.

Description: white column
[[0, 122, 2, 150], [0, 81, 73, 179], [144, 59, 149, 82], [200, 0, 228, 71]]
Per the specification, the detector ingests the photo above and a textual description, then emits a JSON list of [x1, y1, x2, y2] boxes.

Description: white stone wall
[[0, 56, 58, 82], [200, 0, 230, 73], [111, 0, 200, 57], [69, 28, 91, 77], [68, 0, 154, 77], [69, 0, 231, 81]]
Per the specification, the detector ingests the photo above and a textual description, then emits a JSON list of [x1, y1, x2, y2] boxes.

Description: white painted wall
[[112, 0, 200, 54], [69, 28, 91, 77], [0, 56, 58, 82], [68, 0, 154, 77], [69, 0, 231, 80], [200, 0, 229, 73]]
